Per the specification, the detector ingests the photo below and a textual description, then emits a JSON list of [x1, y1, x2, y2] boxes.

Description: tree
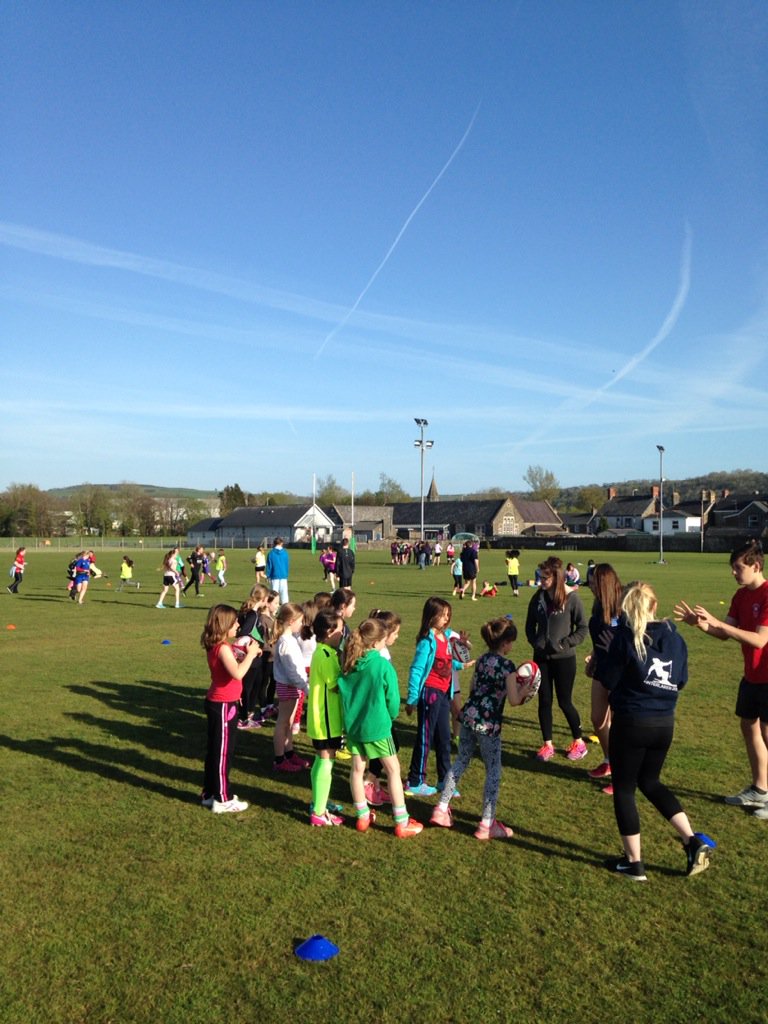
[[374, 473, 410, 503], [358, 473, 412, 504], [0, 483, 57, 536], [316, 474, 350, 505], [156, 496, 193, 536], [574, 486, 605, 512], [523, 465, 560, 503], [113, 483, 159, 536], [74, 484, 114, 535], [219, 483, 247, 515]]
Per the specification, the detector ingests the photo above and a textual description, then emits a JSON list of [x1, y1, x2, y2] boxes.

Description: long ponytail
[[621, 582, 658, 661], [343, 618, 387, 674]]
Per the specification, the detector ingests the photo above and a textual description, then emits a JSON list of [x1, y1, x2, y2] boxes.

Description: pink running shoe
[[430, 806, 453, 828], [288, 752, 311, 769], [310, 810, 345, 827], [566, 738, 589, 761], [273, 758, 302, 773], [536, 742, 555, 762], [364, 782, 385, 806], [588, 761, 611, 779], [475, 819, 514, 840]]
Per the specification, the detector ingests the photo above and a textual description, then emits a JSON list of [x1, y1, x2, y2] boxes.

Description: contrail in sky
[[314, 103, 482, 359], [594, 221, 692, 396], [511, 223, 693, 453]]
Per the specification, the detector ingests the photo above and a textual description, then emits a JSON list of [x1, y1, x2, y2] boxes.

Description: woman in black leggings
[[597, 582, 711, 882], [525, 557, 588, 762]]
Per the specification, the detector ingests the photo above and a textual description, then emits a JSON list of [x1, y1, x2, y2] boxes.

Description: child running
[[271, 602, 311, 773], [307, 608, 346, 826], [430, 617, 535, 839], [117, 556, 139, 591], [7, 546, 25, 594], [338, 618, 423, 838], [215, 549, 228, 588], [200, 604, 262, 813]]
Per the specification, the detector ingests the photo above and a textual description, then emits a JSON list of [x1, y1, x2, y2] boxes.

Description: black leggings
[[537, 655, 581, 741], [609, 716, 683, 836]]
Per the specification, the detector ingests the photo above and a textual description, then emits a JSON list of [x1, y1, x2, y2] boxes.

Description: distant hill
[[47, 483, 220, 501]]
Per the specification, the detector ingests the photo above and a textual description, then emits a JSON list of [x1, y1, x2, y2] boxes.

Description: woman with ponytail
[[596, 582, 711, 882]]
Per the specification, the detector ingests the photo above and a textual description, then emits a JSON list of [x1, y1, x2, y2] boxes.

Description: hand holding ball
[[515, 660, 541, 703]]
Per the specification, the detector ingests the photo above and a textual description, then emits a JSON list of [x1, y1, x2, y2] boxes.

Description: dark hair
[[506, 549, 520, 559], [369, 608, 402, 633], [480, 617, 517, 650], [730, 538, 764, 571], [331, 587, 356, 612], [417, 596, 452, 641], [313, 591, 332, 610], [591, 564, 623, 625], [313, 608, 343, 643], [300, 600, 317, 640], [539, 556, 567, 611]]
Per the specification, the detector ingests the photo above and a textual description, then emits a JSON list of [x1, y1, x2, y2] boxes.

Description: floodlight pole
[[414, 418, 434, 541], [656, 444, 665, 564]]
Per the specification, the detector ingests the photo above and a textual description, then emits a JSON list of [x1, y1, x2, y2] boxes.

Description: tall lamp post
[[414, 418, 434, 541], [656, 444, 665, 564]]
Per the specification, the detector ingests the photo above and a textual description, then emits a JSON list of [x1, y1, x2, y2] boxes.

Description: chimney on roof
[[672, 491, 680, 506], [651, 485, 659, 499], [722, 488, 730, 499], [607, 487, 617, 500]]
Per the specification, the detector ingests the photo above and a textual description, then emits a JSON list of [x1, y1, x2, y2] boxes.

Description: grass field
[[2, 547, 766, 1024]]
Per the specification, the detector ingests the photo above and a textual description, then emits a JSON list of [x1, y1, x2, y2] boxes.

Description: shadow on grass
[[0, 732, 195, 802], [57, 678, 324, 816]]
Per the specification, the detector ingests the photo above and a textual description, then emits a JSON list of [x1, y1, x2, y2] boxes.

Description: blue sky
[[2, 1, 767, 497]]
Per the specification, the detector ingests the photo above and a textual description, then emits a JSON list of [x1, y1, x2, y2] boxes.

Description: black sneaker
[[606, 856, 647, 881], [685, 837, 710, 877]]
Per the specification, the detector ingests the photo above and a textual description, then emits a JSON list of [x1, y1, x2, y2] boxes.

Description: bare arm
[[218, 642, 261, 681], [674, 601, 768, 649], [505, 672, 534, 707]]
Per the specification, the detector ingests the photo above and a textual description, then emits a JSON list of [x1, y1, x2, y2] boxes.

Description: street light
[[414, 418, 434, 541], [656, 444, 665, 564]]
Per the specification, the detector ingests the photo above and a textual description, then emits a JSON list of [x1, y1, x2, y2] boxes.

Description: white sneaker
[[212, 796, 248, 814], [724, 785, 768, 806], [753, 805, 768, 820]]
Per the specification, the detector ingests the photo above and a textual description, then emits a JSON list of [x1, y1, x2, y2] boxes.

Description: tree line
[[0, 482, 210, 537], [3, 466, 766, 536]]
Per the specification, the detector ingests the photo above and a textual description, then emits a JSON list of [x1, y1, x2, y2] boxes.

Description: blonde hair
[[343, 618, 388, 674], [239, 583, 270, 617], [271, 602, 304, 643], [621, 582, 658, 660]]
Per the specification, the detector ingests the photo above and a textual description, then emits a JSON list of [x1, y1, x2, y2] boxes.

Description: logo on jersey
[[645, 658, 677, 691]]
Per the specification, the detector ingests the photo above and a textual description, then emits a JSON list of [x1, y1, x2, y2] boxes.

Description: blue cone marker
[[295, 934, 339, 961]]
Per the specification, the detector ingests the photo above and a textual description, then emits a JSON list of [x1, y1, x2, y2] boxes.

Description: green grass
[[2, 549, 766, 1023]]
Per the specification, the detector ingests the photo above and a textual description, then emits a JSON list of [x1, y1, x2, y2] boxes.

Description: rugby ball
[[231, 636, 252, 663], [449, 636, 472, 664], [515, 660, 541, 703]]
